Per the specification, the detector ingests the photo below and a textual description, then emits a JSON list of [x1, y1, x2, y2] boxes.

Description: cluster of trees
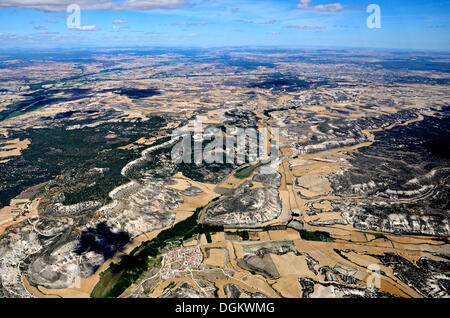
[[297, 229, 332, 242], [103, 207, 223, 297], [233, 162, 262, 179], [235, 231, 250, 240]]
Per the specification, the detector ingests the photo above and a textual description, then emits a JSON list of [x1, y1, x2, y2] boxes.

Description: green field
[[233, 161, 263, 179], [90, 268, 123, 298]]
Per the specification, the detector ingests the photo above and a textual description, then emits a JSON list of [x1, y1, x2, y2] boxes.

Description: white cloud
[[145, 31, 167, 35], [70, 25, 98, 31], [185, 32, 202, 37], [0, 0, 188, 12], [171, 21, 211, 26], [297, 0, 364, 12], [284, 24, 324, 31], [0, 33, 15, 38], [113, 19, 131, 24], [114, 0, 188, 11], [40, 31, 60, 34], [0, 0, 112, 12], [233, 19, 278, 25]]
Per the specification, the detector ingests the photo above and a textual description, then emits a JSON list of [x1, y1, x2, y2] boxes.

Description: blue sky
[[0, 0, 449, 50]]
